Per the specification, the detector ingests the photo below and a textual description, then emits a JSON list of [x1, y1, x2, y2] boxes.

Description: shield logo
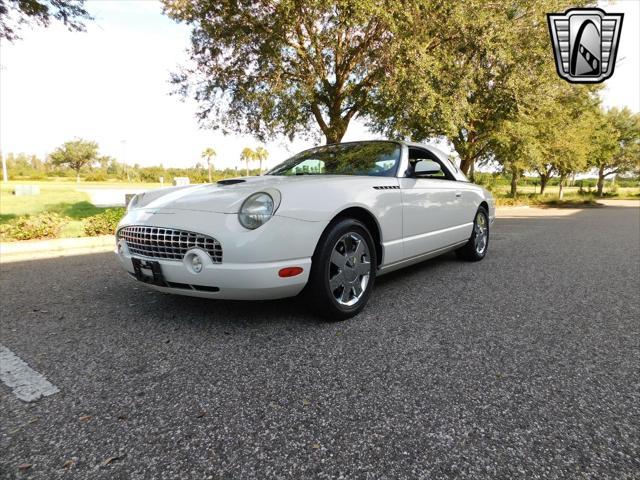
[[547, 8, 623, 83]]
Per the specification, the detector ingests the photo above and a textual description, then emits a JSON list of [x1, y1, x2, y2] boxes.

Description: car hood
[[133, 176, 348, 214]]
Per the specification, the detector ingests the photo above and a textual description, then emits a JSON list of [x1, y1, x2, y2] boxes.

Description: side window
[[289, 158, 325, 175], [408, 149, 454, 180]]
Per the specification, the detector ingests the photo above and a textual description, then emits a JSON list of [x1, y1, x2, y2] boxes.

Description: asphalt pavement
[[1, 206, 639, 479]]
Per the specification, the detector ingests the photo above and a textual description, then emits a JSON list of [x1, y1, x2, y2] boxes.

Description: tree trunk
[[559, 178, 564, 200], [324, 127, 347, 144], [207, 160, 212, 183], [597, 165, 605, 197], [245, 161, 249, 177], [259, 160, 263, 175], [510, 166, 519, 197], [76, 171, 81, 184], [540, 175, 548, 195], [459, 156, 473, 176]]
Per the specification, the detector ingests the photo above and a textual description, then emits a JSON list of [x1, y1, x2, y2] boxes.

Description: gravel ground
[[1, 207, 638, 479]]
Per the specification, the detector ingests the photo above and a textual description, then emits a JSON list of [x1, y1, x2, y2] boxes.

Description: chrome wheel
[[328, 232, 371, 307], [474, 211, 488, 255]]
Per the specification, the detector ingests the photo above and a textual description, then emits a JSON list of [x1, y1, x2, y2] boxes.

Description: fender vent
[[373, 185, 400, 190], [217, 179, 246, 186]]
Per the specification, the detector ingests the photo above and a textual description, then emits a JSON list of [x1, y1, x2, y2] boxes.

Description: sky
[[0, 0, 638, 171]]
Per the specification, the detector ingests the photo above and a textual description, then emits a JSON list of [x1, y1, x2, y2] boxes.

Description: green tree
[[254, 146, 269, 174], [591, 107, 640, 197], [97, 155, 114, 170], [372, 0, 593, 176], [49, 139, 99, 183], [0, 0, 92, 41], [201, 147, 217, 183], [532, 88, 596, 198], [162, 0, 442, 144], [240, 147, 256, 177], [164, 0, 595, 177]]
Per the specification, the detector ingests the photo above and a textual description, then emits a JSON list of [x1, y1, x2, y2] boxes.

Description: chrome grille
[[118, 225, 222, 263]]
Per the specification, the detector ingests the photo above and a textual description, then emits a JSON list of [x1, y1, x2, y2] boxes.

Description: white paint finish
[[119, 211, 324, 265], [399, 177, 470, 258], [0, 345, 60, 402], [117, 247, 311, 300]]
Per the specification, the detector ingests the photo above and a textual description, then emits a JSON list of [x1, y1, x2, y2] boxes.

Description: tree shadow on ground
[[45, 201, 105, 219]]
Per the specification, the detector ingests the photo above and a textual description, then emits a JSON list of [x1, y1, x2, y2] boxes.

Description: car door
[[399, 151, 471, 259]]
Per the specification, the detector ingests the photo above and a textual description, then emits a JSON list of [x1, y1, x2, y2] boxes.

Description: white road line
[[0, 345, 60, 402]]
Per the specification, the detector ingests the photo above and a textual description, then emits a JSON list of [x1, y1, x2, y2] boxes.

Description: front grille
[[118, 225, 223, 263]]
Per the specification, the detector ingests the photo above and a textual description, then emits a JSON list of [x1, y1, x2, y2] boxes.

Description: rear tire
[[306, 218, 377, 320], [456, 206, 489, 262]]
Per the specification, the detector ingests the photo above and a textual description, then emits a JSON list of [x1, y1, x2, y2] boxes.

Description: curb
[[0, 235, 115, 263], [495, 206, 583, 218]]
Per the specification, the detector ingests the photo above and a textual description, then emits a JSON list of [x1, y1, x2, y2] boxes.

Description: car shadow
[[1, 247, 460, 332], [155, 291, 318, 326]]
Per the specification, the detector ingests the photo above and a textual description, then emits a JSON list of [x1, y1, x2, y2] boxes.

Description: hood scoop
[[217, 179, 246, 186]]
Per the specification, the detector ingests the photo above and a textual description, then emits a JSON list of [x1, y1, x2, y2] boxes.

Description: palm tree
[[254, 146, 269, 175], [240, 147, 255, 177], [201, 147, 217, 183]]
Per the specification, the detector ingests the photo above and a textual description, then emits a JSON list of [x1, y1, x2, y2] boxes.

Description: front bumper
[[116, 248, 311, 300], [115, 209, 324, 300]]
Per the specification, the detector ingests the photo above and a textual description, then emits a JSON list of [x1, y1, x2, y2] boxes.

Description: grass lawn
[[0, 182, 159, 238]]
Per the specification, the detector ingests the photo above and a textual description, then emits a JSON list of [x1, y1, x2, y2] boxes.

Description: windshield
[[266, 141, 401, 177]]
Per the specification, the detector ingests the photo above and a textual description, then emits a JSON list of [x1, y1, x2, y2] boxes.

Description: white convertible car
[[116, 141, 494, 319]]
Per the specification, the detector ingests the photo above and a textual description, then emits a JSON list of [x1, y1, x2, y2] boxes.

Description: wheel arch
[[315, 207, 384, 268]]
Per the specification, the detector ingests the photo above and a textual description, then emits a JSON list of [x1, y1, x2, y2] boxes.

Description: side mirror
[[413, 159, 441, 177]]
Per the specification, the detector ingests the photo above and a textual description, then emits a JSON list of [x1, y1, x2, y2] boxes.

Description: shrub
[[0, 212, 68, 241], [616, 177, 640, 188], [84, 171, 108, 182], [83, 208, 126, 236], [577, 178, 597, 189]]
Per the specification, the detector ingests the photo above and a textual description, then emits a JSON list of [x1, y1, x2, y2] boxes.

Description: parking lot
[[1, 206, 639, 479]]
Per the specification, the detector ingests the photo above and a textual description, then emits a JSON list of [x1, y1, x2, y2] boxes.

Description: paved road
[[1, 207, 639, 479]]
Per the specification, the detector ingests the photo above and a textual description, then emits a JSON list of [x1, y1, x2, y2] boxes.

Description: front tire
[[456, 206, 490, 261], [307, 219, 377, 320]]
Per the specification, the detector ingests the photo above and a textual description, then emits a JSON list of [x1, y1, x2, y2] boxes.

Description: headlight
[[238, 192, 275, 229]]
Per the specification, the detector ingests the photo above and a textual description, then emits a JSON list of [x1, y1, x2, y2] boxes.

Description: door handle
[[455, 191, 462, 198]]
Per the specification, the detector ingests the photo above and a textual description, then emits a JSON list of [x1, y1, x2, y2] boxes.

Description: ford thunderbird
[[115, 141, 494, 319]]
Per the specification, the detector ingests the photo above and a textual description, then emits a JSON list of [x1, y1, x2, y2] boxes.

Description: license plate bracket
[[132, 258, 166, 286]]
